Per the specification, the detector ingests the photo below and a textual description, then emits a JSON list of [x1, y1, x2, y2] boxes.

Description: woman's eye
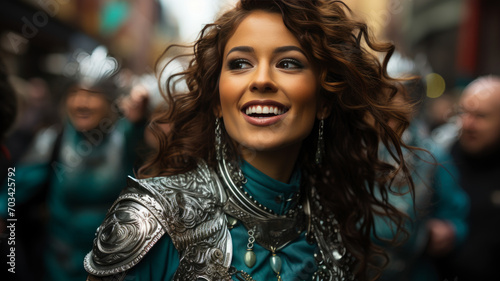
[[228, 59, 252, 70], [277, 59, 303, 69]]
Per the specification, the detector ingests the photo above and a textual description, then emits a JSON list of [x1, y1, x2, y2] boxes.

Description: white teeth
[[245, 105, 286, 115]]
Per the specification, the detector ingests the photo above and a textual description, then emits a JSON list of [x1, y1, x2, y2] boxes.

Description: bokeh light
[[426, 73, 446, 98]]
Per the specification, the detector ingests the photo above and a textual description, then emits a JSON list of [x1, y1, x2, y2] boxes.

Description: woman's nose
[[249, 65, 278, 93]]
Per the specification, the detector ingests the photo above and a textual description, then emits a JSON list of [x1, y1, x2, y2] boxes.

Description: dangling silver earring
[[315, 119, 325, 165], [215, 118, 222, 162]]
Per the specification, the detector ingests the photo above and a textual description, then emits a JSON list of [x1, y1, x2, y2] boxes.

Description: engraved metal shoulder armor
[[84, 161, 233, 281]]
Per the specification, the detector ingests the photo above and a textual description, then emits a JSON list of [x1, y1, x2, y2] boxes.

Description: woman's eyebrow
[[226, 46, 254, 58], [226, 45, 305, 58], [273, 46, 305, 56]]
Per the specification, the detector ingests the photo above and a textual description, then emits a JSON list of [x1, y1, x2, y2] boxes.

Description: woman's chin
[[239, 140, 301, 158]]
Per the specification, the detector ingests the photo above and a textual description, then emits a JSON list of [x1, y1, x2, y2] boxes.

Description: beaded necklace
[[219, 158, 305, 281], [218, 158, 356, 281]]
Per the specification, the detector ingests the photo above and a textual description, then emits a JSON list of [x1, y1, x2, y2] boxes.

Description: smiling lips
[[245, 105, 287, 116], [241, 101, 289, 126]]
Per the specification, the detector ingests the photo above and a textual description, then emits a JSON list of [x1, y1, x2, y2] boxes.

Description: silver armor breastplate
[[84, 161, 233, 281], [84, 161, 355, 281]]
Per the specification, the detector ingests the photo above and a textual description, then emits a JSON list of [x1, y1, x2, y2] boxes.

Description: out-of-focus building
[[384, 0, 500, 90], [350, 0, 500, 134], [0, 0, 173, 78], [347, 0, 394, 41]]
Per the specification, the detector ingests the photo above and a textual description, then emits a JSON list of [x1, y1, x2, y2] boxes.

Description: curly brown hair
[[139, 0, 414, 280]]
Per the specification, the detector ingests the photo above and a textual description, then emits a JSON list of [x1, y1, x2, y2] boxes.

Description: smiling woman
[[219, 11, 320, 180], [84, 1, 415, 281]]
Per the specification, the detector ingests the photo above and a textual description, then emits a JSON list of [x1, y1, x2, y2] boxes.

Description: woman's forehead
[[223, 10, 301, 56]]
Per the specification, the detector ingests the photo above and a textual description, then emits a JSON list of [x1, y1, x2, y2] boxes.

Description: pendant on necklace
[[245, 227, 257, 268], [244, 249, 257, 268], [270, 247, 282, 281]]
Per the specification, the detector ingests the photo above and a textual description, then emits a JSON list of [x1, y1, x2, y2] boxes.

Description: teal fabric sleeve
[[124, 233, 179, 281]]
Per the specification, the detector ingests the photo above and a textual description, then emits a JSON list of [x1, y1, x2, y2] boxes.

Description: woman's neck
[[241, 145, 300, 183]]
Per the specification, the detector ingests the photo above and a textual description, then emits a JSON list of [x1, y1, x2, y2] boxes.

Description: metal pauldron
[[84, 161, 233, 280]]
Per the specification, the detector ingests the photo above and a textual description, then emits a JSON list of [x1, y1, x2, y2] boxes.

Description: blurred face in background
[[459, 79, 500, 155], [66, 88, 111, 132]]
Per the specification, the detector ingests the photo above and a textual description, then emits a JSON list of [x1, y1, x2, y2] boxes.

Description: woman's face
[[219, 10, 320, 155], [66, 89, 111, 132]]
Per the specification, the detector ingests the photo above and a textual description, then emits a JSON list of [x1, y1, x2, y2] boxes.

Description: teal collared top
[[126, 161, 318, 280]]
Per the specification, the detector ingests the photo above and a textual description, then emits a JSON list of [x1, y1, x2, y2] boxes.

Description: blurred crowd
[[0, 46, 159, 281], [0, 0, 500, 281]]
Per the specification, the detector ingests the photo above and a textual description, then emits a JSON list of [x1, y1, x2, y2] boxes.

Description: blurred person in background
[[0, 47, 150, 281], [438, 76, 500, 280], [374, 85, 468, 281]]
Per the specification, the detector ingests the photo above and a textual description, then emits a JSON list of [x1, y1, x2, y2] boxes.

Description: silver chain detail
[[315, 119, 325, 165]]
